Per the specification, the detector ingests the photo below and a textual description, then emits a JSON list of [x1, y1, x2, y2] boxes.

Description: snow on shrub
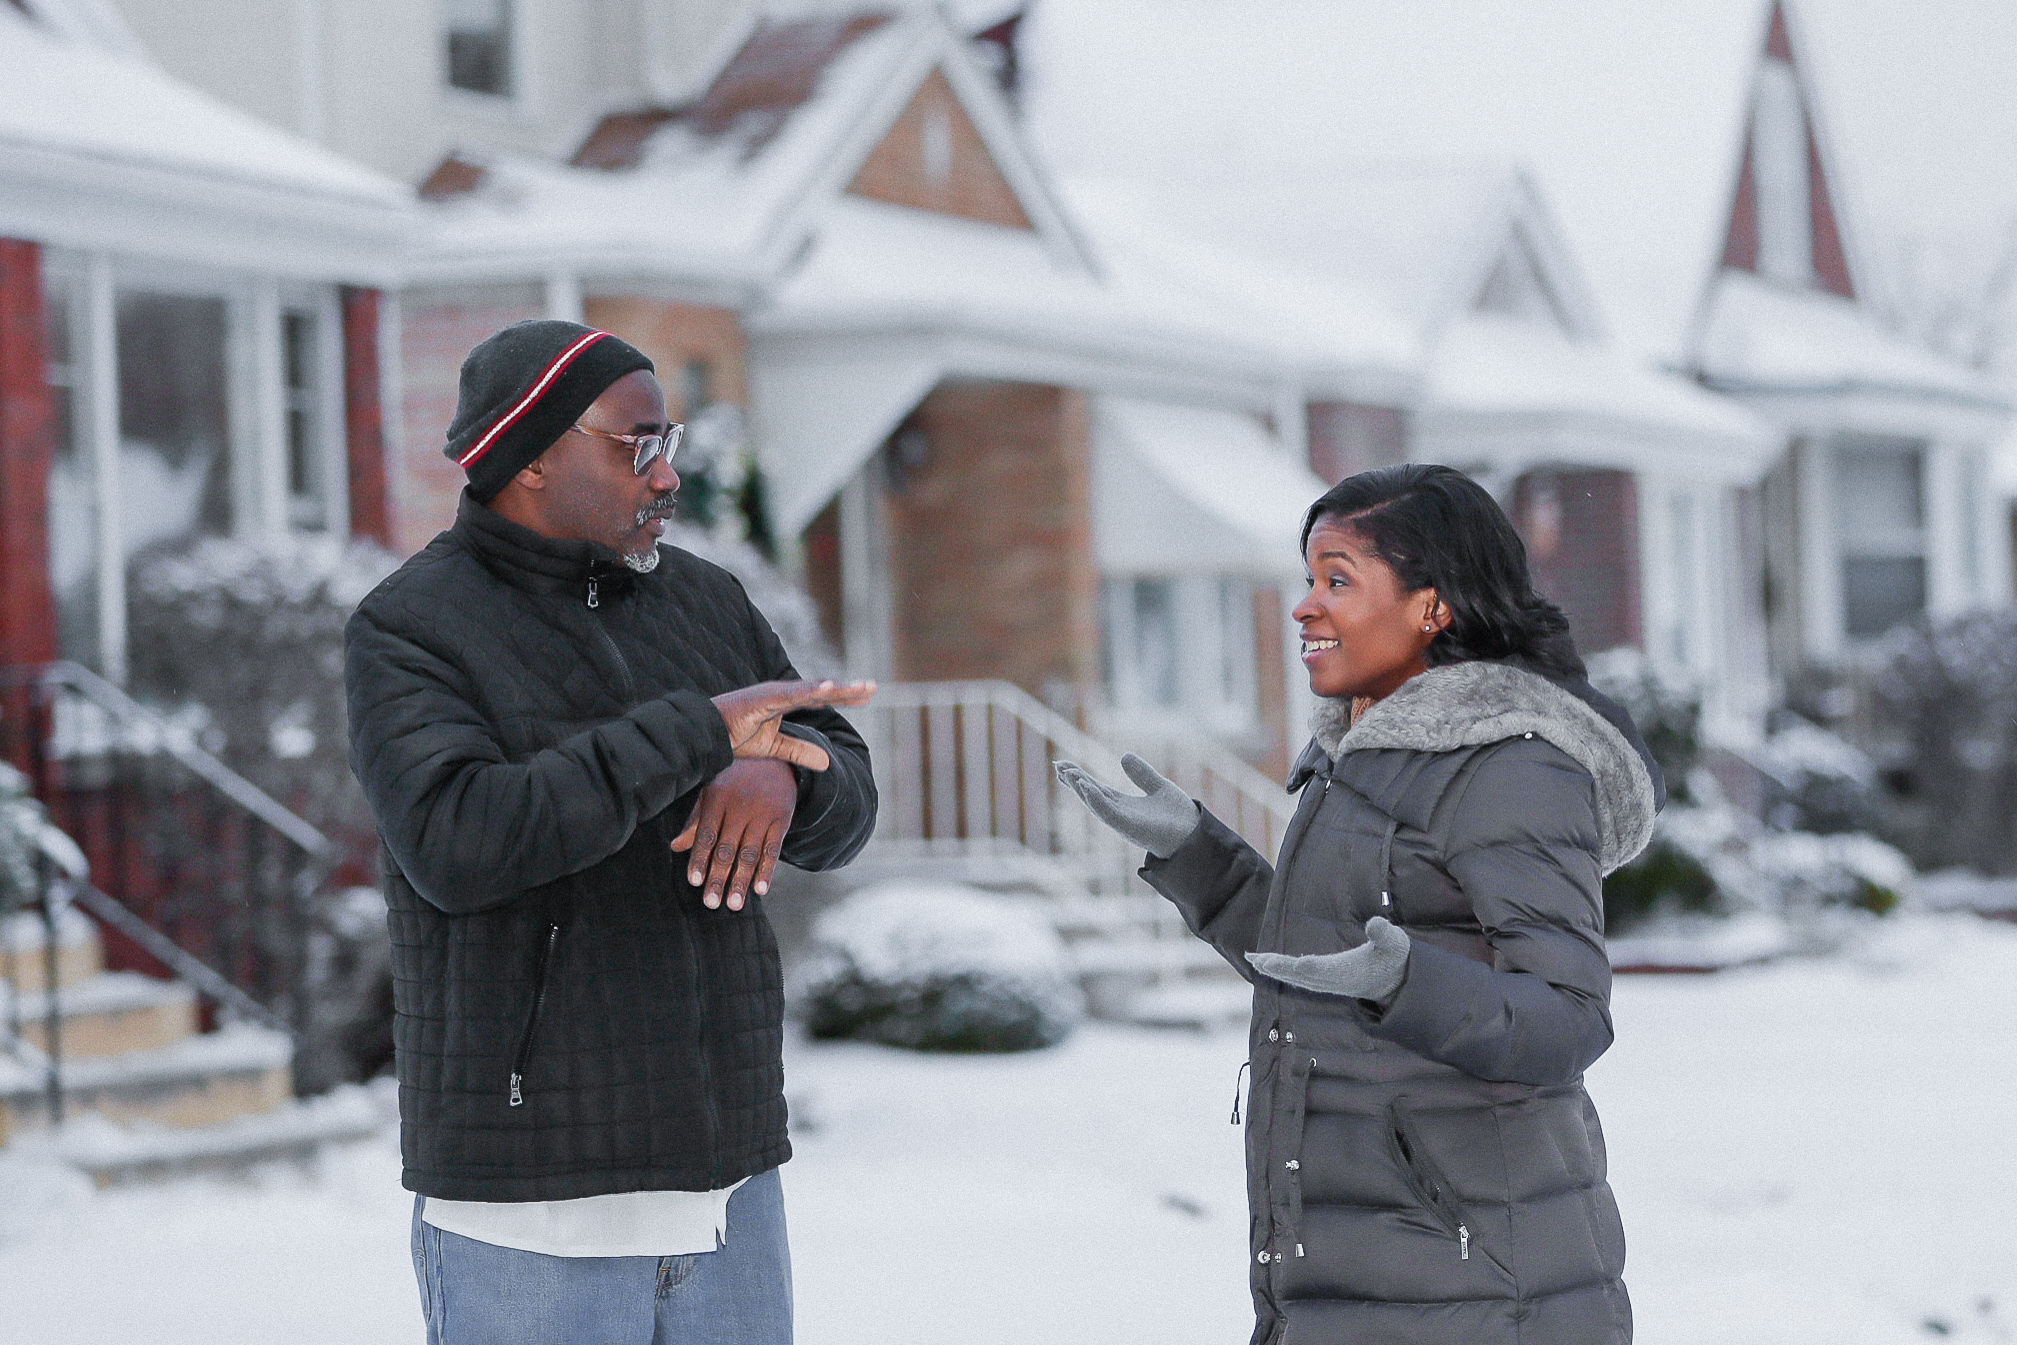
[[1753, 715, 1881, 835], [795, 883, 1083, 1052], [1865, 607, 2017, 875]]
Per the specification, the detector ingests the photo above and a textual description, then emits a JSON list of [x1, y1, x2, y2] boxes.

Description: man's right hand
[[711, 679, 875, 771]]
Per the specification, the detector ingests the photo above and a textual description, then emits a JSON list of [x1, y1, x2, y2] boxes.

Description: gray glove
[[1054, 754, 1201, 860], [1247, 916, 1412, 1003]]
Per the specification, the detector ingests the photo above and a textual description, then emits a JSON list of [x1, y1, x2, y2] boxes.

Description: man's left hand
[[671, 759, 797, 910]]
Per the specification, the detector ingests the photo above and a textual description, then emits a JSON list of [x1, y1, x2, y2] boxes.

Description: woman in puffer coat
[[1059, 464, 1661, 1344]]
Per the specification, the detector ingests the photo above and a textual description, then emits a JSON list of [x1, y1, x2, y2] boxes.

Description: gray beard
[[622, 545, 662, 574]]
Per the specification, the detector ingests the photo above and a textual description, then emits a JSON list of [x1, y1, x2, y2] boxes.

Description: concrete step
[[1117, 978, 1255, 1032], [4, 971, 199, 1057], [0, 1021, 291, 1135], [50, 1081, 389, 1187], [0, 908, 102, 993]]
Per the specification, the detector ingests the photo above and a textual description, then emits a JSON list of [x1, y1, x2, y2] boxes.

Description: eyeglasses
[[570, 421, 684, 475]]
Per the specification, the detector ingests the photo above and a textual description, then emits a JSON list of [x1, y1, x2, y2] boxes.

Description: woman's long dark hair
[[1301, 463, 1585, 679]]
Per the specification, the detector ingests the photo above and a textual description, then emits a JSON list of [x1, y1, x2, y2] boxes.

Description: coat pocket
[[1388, 1100, 1512, 1278], [508, 921, 562, 1107]]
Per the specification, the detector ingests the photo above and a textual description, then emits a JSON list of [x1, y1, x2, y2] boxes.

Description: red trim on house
[[1765, 3, 1794, 62], [0, 238, 58, 667], [455, 330, 608, 468], [341, 287, 393, 547], [1719, 124, 1760, 274], [1806, 127, 1855, 299]]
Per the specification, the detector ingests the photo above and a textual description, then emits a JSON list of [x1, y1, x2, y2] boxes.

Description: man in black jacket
[[346, 320, 876, 1345]]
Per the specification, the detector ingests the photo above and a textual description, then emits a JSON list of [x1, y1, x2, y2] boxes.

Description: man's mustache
[[635, 493, 678, 527]]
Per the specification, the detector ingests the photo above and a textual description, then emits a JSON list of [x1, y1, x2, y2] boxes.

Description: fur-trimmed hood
[[1309, 660, 1660, 874]]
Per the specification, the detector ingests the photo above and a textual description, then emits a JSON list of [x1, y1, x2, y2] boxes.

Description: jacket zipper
[[509, 922, 561, 1107], [584, 576, 638, 704], [1390, 1103, 1504, 1270]]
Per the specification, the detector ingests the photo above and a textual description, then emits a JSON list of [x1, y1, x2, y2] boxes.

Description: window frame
[[38, 249, 350, 683], [441, 0, 529, 111]]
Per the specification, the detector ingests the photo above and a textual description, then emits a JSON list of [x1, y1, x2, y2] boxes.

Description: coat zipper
[[584, 575, 638, 704], [687, 911, 723, 1186], [509, 922, 561, 1107], [1390, 1103, 1503, 1270]]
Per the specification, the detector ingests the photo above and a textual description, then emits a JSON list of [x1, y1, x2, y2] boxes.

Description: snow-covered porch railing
[[855, 680, 1294, 903]]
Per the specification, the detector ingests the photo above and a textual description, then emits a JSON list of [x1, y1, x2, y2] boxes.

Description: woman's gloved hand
[[1053, 754, 1201, 860], [1247, 916, 1412, 1003]]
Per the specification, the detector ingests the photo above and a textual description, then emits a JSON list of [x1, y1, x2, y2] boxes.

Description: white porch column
[[1795, 436, 1843, 662]]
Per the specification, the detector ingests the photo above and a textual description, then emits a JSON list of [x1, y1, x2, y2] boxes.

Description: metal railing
[[0, 662, 335, 1055], [855, 680, 1295, 902]]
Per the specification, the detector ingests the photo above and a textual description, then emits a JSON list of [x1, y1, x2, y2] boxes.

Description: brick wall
[[341, 287, 392, 547], [581, 297, 747, 416], [883, 381, 1097, 695], [1514, 467, 1642, 657], [847, 69, 1032, 231], [0, 239, 57, 666], [1306, 401, 1407, 485], [392, 284, 542, 557]]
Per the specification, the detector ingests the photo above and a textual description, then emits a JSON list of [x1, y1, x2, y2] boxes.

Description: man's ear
[[512, 453, 549, 492]]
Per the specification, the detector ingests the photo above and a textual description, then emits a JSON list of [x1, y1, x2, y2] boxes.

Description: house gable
[[1472, 226, 1575, 335], [846, 67, 1033, 230], [1717, 1, 1855, 299]]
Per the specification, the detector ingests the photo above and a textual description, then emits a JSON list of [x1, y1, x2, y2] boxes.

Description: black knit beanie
[[444, 320, 655, 502]]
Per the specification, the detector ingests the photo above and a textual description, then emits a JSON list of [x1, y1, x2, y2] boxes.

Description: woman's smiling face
[[1293, 516, 1447, 702]]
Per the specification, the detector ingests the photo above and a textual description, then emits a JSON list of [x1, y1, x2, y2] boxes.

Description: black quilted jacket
[[345, 492, 876, 1201]]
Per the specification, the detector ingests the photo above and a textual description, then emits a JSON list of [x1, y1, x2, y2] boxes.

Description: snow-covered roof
[[748, 196, 1304, 535], [1092, 396, 1328, 577], [1059, 170, 1775, 479], [1696, 270, 2009, 407], [415, 8, 1091, 288], [1022, 0, 2017, 369], [1421, 313, 1778, 483], [0, 4, 408, 276]]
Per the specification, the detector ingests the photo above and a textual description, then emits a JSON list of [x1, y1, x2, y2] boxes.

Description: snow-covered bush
[[795, 883, 1083, 1052], [1864, 607, 2017, 874], [126, 534, 400, 1091], [1585, 647, 1701, 803], [1587, 648, 1910, 933], [1753, 714, 1881, 836], [0, 764, 44, 916]]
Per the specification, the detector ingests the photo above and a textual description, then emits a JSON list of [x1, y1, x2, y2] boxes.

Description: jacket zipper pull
[[586, 577, 600, 609], [1230, 1060, 1251, 1125], [1459, 1224, 1471, 1260], [509, 1072, 524, 1107]]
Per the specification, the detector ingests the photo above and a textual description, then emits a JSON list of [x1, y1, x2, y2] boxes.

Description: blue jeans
[[410, 1167, 792, 1345]]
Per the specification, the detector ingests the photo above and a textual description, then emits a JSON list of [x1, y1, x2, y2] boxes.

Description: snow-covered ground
[[2, 911, 2012, 1344]]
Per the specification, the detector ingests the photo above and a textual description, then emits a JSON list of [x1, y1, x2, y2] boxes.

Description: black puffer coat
[[346, 492, 876, 1202], [1143, 660, 1659, 1345]]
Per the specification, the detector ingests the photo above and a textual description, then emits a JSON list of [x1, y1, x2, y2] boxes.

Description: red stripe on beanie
[[456, 330, 611, 469]]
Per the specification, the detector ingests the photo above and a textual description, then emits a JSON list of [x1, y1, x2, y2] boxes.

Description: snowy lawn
[[2, 912, 2012, 1344]]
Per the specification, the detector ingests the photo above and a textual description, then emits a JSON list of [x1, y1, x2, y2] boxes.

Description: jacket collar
[[451, 489, 637, 600], [1289, 659, 1662, 875]]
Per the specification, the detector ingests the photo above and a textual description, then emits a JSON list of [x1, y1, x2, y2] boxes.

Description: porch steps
[[0, 911, 381, 1184]]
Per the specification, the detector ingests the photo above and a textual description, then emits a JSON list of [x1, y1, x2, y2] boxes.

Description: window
[[1753, 58, 1813, 285], [446, 0, 513, 97], [1104, 575, 1258, 732], [43, 273, 99, 668], [921, 104, 954, 187], [1667, 490, 1701, 669], [39, 260, 347, 680], [283, 308, 329, 529], [118, 291, 234, 553], [1835, 436, 1927, 639]]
